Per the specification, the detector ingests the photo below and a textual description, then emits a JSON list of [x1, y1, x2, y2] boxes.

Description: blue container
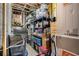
[[35, 38, 42, 46]]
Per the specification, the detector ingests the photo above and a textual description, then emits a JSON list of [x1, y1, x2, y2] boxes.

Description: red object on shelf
[[39, 46, 48, 54]]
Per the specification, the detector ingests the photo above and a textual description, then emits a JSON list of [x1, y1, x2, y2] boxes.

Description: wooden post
[[2, 3, 7, 56]]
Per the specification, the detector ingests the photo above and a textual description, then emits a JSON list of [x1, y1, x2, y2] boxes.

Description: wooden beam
[[26, 4, 36, 9], [2, 3, 7, 56]]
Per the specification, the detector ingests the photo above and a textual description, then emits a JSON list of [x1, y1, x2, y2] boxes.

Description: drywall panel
[[56, 3, 79, 35], [76, 4, 79, 35], [56, 3, 66, 34], [56, 3, 79, 55], [56, 36, 79, 55], [0, 4, 2, 48], [64, 4, 73, 32]]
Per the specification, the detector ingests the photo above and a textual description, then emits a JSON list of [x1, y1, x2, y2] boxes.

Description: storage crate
[[10, 45, 28, 56]]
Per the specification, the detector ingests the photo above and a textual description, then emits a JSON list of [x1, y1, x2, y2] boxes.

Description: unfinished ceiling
[[12, 3, 40, 14], [12, 3, 51, 15]]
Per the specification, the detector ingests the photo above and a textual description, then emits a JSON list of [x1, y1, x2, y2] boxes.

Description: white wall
[[56, 3, 79, 35]]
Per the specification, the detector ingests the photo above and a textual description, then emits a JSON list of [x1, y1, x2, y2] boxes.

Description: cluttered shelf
[[32, 33, 42, 39], [33, 17, 51, 22]]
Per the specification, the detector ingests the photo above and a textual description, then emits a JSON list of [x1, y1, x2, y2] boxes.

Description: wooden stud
[[2, 3, 7, 56]]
